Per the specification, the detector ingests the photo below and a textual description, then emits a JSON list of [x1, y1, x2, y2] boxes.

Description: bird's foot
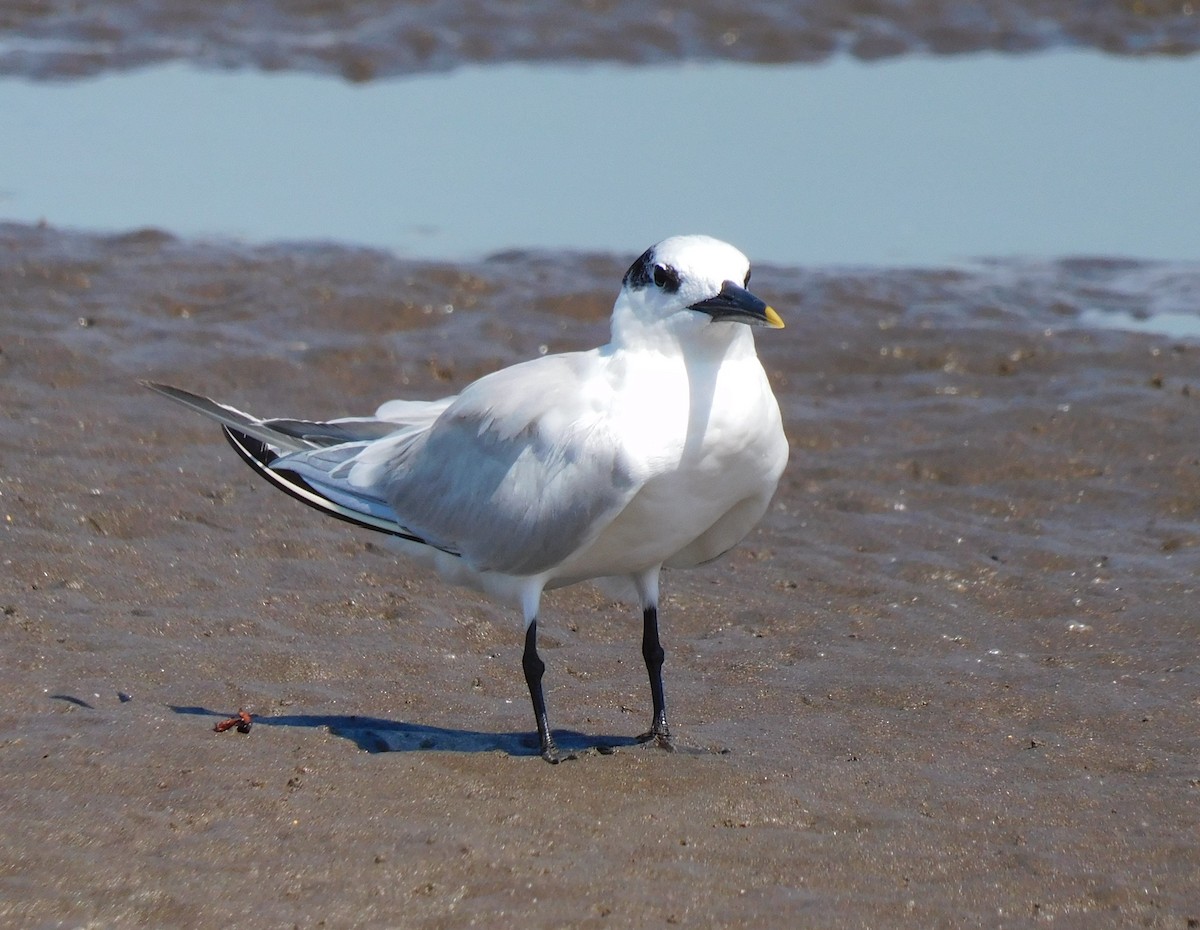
[[540, 737, 578, 764], [636, 725, 674, 752]]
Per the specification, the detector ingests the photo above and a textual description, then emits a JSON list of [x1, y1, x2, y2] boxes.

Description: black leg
[[522, 620, 573, 763], [638, 606, 673, 749]]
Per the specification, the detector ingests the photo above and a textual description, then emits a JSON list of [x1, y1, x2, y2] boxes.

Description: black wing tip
[[139, 379, 174, 395], [221, 426, 453, 553], [140, 379, 196, 396], [223, 426, 278, 467], [222, 425, 367, 530]]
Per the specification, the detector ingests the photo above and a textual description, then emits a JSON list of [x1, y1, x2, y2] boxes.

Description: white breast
[[550, 344, 787, 583]]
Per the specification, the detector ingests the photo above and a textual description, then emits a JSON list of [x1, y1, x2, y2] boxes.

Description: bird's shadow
[[168, 705, 644, 757]]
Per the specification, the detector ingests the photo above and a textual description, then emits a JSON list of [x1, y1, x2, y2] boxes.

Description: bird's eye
[[652, 264, 679, 291], [744, 269, 752, 287]]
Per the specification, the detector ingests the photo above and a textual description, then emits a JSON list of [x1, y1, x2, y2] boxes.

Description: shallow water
[[3, 52, 1199, 267]]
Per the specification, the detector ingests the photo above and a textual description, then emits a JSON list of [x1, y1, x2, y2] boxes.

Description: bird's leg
[[638, 605, 673, 749], [522, 620, 573, 763]]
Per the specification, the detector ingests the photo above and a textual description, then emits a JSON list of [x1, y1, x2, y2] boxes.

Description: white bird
[[145, 235, 788, 762]]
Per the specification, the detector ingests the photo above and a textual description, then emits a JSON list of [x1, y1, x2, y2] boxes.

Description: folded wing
[[142, 381, 451, 547], [382, 355, 642, 575], [147, 353, 644, 578]]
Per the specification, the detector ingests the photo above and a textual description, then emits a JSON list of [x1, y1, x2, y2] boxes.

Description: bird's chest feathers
[[614, 352, 778, 489]]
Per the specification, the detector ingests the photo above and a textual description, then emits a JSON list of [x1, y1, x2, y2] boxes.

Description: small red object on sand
[[214, 710, 253, 733]]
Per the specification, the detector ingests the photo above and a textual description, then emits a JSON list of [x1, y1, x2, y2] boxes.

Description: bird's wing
[[141, 381, 314, 453], [393, 353, 643, 575], [278, 352, 644, 576], [143, 381, 460, 545], [141, 381, 442, 451], [148, 358, 646, 577]]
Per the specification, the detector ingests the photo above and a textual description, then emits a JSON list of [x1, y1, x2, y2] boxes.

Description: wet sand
[[2, 221, 1198, 926], [4, 0, 1200, 81]]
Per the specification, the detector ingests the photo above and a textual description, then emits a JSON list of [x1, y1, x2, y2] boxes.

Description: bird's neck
[[608, 308, 757, 363]]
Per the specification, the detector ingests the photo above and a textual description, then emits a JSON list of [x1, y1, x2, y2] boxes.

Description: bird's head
[[611, 235, 783, 351]]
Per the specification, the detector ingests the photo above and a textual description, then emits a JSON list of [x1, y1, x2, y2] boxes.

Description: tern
[[145, 235, 788, 762]]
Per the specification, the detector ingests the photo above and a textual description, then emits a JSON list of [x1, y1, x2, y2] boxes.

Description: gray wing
[[379, 353, 642, 575], [144, 381, 456, 542], [141, 381, 434, 451], [190, 355, 644, 576]]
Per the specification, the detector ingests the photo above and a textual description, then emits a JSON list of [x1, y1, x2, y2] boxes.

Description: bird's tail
[[141, 381, 447, 547]]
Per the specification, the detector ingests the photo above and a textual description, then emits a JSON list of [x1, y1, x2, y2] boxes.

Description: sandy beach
[[2, 220, 1198, 927]]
